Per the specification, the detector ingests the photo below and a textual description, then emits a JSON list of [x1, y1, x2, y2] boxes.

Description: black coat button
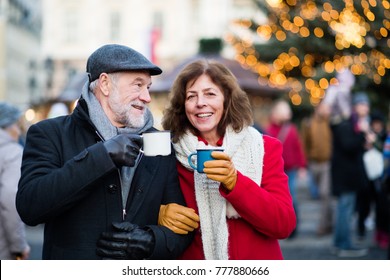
[[107, 184, 118, 193]]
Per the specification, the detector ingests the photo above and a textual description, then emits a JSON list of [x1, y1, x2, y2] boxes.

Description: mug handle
[[187, 152, 197, 170]]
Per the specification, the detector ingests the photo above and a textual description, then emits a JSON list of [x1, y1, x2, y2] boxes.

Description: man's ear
[[98, 73, 110, 97]]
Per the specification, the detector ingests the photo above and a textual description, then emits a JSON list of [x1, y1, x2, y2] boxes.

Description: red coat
[[177, 135, 296, 260]]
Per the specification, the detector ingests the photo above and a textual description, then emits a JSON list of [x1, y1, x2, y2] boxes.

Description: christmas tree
[[227, 0, 390, 112]]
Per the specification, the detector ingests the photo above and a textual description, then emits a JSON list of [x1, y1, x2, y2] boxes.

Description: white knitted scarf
[[173, 126, 264, 259]]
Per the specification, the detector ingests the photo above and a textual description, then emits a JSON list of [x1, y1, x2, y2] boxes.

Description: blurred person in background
[[322, 68, 355, 125], [15, 44, 193, 260], [266, 99, 307, 238], [0, 102, 30, 260], [301, 102, 333, 236], [380, 109, 390, 258], [330, 92, 374, 257], [159, 60, 296, 259], [356, 109, 388, 249]]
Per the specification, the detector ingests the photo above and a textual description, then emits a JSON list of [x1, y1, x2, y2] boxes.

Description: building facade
[[3, 0, 275, 125], [0, 0, 43, 109], [40, 0, 260, 99]]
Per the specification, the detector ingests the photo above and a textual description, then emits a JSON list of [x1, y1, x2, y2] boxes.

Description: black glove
[[96, 222, 155, 260], [103, 134, 142, 167]]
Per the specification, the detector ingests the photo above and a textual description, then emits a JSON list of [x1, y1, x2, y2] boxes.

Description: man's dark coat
[[16, 98, 192, 259]]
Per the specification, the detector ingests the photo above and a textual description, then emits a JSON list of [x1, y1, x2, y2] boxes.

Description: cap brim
[[149, 67, 163, 76]]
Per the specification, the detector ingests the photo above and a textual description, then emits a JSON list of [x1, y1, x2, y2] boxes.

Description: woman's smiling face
[[185, 74, 225, 144]]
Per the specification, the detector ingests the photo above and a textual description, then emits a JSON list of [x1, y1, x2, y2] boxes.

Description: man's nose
[[139, 88, 151, 103]]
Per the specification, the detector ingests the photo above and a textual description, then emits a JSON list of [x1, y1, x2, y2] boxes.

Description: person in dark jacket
[[16, 44, 193, 260], [330, 93, 374, 258]]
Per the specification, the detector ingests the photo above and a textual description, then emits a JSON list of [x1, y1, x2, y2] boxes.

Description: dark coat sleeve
[[16, 120, 116, 226]]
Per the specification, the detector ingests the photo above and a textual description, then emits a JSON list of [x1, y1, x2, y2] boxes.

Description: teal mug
[[187, 148, 224, 173]]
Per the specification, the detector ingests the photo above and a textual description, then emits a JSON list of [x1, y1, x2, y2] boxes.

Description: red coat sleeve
[[220, 135, 296, 239]]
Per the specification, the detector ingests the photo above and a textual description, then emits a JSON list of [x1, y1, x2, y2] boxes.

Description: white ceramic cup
[[141, 131, 171, 156]]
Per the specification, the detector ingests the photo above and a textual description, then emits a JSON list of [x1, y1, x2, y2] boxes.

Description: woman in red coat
[[159, 60, 296, 260]]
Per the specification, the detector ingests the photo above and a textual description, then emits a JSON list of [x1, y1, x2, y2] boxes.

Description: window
[[110, 11, 121, 40], [64, 11, 78, 43]]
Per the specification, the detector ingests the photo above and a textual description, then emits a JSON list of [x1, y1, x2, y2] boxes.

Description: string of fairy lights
[[226, 0, 390, 105]]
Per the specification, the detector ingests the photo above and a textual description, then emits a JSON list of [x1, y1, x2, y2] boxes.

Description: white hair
[[88, 72, 121, 92]]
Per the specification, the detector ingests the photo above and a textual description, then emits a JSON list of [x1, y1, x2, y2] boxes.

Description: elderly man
[[16, 44, 192, 260]]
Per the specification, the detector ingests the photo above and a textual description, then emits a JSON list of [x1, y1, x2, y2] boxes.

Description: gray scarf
[[81, 81, 154, 208]]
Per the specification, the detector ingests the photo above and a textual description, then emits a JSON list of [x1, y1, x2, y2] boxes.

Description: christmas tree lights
[[227, 0, 390, 106]]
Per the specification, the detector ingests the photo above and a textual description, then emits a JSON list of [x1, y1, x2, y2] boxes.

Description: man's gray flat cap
[[86, 44, 162, 81]]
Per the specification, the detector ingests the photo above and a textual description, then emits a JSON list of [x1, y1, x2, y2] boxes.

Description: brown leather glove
[[158, 203, 200, 234], [203, 151, 237, 191]]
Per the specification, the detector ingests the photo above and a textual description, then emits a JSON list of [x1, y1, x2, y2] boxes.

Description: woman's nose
[[196, 95, 206, 107]]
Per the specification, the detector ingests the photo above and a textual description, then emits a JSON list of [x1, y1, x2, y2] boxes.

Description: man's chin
[[126, 114, 146, 128]]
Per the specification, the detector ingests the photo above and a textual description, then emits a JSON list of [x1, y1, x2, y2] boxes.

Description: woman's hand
[[203, 151, 237, 191], [158, 203, 199, 234]]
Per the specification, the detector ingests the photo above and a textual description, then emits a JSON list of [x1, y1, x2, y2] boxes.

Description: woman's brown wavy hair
[[161, 59, 253, 143]]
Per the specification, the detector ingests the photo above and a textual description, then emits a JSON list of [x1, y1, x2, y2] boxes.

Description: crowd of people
[[1, 43, 389, 260]]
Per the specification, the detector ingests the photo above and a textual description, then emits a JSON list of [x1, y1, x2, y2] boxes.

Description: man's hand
[[96, 222, 155, 260], [103, 134, 142, 167], [158, 203, 199, 234], [203, 151, 237, 191]]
